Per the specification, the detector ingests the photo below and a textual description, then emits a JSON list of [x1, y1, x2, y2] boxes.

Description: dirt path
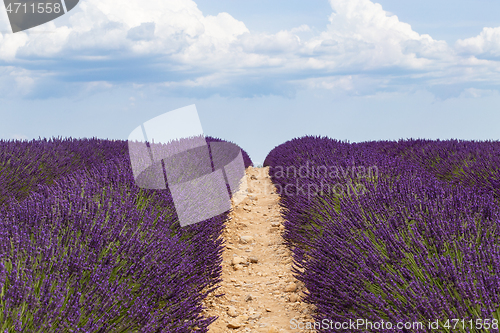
[[202, 166, 315, 333]]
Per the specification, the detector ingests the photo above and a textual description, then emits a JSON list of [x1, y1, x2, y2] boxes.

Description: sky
[[1, 0, 500, 165]]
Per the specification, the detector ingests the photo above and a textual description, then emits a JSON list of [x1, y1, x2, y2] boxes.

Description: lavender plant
[[367, 138, 500, 199], [265, 136, 500, 332], [0, 137, 252, 332], [0, 137, 128, 206]]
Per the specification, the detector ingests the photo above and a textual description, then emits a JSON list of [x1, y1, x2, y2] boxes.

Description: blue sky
[[1, 0, 500, 165]]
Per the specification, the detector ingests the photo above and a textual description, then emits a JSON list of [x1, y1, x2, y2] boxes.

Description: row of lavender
[[370, 138, 500, 199], [0, 138, 129, 206], [264, 136, 500, 332], [0, 137, 252, 332], [0, 136, 252, 206]]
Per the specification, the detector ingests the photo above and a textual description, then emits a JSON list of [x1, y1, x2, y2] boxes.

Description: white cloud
[[300, 0, 454, 70], [0, 66, 36, 96], [0, 0, 498, 99], [11, 134, 29, 140], [0, 32, 29, 61], [296, 75, 355, 91], [3, 0, 451, 68], [459, 87, 499, 98], [160, 72, 231, 88], [172, 12, 249, 65], [455, 27, 500, 57], [126, 22, 155, 41], [290, 24, 312, 33], [238, 30, 301, 54], [1, 0, 249, 59]]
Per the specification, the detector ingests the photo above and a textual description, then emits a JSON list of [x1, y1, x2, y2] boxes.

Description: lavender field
[[265, 136, 500, 332], [3, 135, 500, 332], [0, 137, 252, 332]]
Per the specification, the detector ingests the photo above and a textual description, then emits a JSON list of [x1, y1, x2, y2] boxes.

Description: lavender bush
[[0, 137, 252, 332], [367, 139, 500, 200], [265, 136, 500, 332], [0, 138, 128, 206], [204, 136, 253, 169], [0, 136, 251, 207]]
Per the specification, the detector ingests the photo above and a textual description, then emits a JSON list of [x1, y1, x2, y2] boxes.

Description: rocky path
[[202, 166, 315, 333]]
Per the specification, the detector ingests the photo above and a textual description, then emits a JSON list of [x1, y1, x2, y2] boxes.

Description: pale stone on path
[[285, 282, 297, 292], [227, 319, 242, 329], [227, 306, 239, 317], [248, 312, 262, 321], [239, 235, 254, 244], [232, 256, 246, 265]]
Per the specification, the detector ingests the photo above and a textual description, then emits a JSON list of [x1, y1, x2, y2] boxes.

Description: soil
[[201, 166, 316, 333]]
